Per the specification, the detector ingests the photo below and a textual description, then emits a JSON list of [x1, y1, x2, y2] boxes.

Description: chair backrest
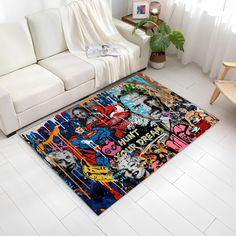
[[26, 9, 67, 61], [0, 20, 36, 77]]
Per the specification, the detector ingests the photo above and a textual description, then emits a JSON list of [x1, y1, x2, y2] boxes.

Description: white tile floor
[[0, 55, 236, 236]]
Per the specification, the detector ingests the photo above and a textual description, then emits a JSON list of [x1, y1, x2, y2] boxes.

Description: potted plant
[[133, 19, 185, 69]]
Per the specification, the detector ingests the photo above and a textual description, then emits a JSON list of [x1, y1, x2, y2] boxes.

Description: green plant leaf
[[132, 18, 159, 35], [150, 33, 171, 53], [169, 31, 185, 51], [132, 18, 148, 34], [158, 22, 171, 35], [132, 19, 185, 53]]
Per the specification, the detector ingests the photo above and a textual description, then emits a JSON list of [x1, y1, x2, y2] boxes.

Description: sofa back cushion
[[27, 9, 67, 61], [0, 20, 37, 77]]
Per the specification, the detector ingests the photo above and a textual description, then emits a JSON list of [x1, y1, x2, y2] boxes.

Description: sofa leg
[[6, 131, 16, 138]]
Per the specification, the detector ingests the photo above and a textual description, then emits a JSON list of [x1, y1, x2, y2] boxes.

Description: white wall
[[112, 0, 166, 19], [112, 0, 129, 19], [0, 0, 166, 22], [0, 0, 70, 21], [0, 0, 116, 22], [127, 0, 166, 20]]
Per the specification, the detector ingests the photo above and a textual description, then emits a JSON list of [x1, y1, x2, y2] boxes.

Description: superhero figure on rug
[[88, 105, 130, 138], [71, 105, 130, 138], [70, 126, 113, 166]]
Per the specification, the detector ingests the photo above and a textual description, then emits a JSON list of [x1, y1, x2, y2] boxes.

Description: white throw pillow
[[0, 20, 36, 77], [27, 9, 67, 61]]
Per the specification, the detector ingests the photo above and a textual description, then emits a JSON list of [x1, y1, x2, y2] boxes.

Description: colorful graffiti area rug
[[21, 73, 219, 215]]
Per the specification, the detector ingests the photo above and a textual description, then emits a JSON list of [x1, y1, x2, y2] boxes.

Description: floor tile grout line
[[144, 178, 214, 233], [59, 206, 80, 222], [166, 171, 185, 184], [0, 161, 8, 167], [1, 161, 72, 235], [112, 194, 174, 236], [2, 143, 79, 221], [196, 152, 207, 163], [95, 224, 108, 236], [128, 185, 150, 203], [60, 212, 105, 236], [186, 171, 236, 212], [197, 157, 236, 191], [97, 209, 144, 236], [195, 156, 236, 201], [170, 157, 236, 211], [129, 194, 175, 236], [172, 186, 231, 233], [0, 151, 9, 167], [0, 225, 7, 236], [203, 149, 236, 173], [58, 222, 77, 236], [185, 150, 207, 163], [202, 218, 217, 234], [172, 173, 236, 226], [59, 202, 111, 225], [174, 173, 226, 207], [207, 218, 236, 235], [215, 132, 229, 144], [208, 143, 236, 167], [0, 164, 40, 236], [173, 173, 236, 233], [195, 140, 236, 173]]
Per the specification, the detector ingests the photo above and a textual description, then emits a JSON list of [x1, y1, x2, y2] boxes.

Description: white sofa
[[0, 8, 150, 136]]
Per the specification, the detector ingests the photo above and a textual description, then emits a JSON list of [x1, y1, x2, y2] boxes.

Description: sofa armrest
[[0, 88, 20, 135], [113, 18, 150, 69]]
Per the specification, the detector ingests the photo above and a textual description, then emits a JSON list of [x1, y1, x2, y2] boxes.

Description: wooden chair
[[210, 62, 236, 105]]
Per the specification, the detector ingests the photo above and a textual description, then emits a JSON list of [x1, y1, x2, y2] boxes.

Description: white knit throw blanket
[[60, 0, 140, 88]]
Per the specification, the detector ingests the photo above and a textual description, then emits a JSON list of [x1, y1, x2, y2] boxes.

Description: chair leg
[[209, 66, 230, 104], [210, 88, 221, 104]]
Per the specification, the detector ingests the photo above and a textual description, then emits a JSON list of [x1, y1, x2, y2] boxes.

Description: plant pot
[[150, 52, 166, 69]]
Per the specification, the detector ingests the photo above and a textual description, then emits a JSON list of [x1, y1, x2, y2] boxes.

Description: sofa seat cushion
[[39, 51, 95, 91], [0, 64, 64, 113]]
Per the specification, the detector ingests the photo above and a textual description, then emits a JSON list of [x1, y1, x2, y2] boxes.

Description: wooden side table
[[121, 14, 163, 32]]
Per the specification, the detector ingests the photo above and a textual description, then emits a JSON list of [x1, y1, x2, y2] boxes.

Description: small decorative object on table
[[122, 14, 163, 32], [149, 1, 162, 21], [133, 19, 185, 69], [86, 45, 121, 58], [132, 0, 150, 19]]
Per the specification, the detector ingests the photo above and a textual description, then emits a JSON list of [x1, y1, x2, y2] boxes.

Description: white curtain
[[165, 0, 236, 79]]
